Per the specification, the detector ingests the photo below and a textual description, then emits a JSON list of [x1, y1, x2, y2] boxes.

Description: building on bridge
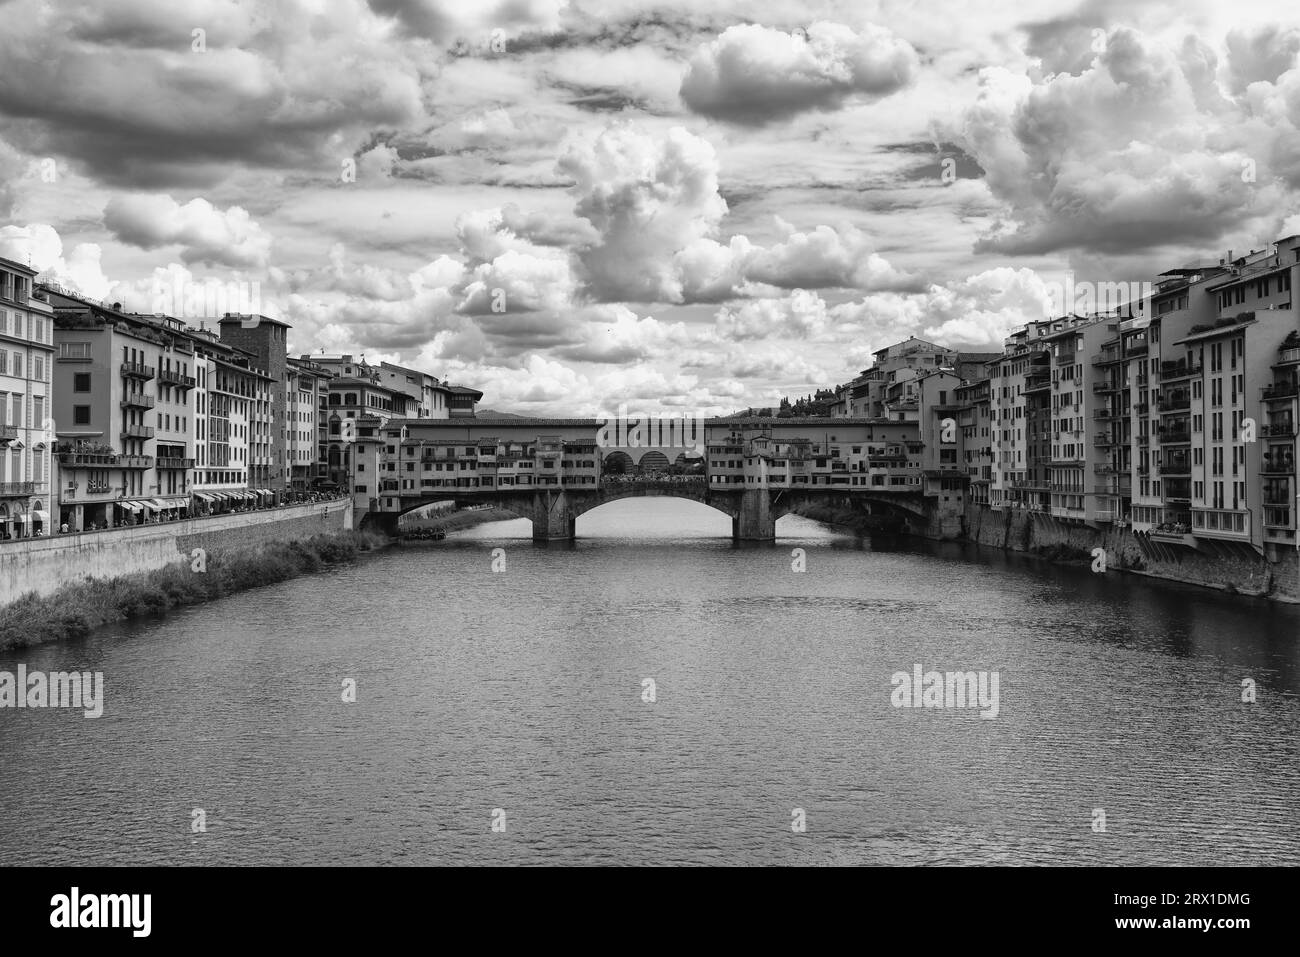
[[360, 416, 944, 541]]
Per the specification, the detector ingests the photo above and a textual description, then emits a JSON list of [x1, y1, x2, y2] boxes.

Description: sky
[[2, 0, 1300, 415]]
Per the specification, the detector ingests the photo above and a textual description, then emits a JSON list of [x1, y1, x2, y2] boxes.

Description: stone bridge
[[361, 478, 930, 541]]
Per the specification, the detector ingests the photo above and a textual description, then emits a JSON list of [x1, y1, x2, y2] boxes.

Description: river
[[1, 498, 1297, 865]]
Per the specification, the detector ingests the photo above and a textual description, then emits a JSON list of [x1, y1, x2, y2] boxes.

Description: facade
[[47, 291, 198, 531], [284, 356, 332, 490], [219, 314, 291, 490], [0, 258, 56, 537]]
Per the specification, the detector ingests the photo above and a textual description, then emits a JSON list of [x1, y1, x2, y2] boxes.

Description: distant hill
[[473, 409, 526, 419]]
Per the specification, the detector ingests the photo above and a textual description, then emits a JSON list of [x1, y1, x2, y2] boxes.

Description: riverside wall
[[0, 500, 353, 605], [953, 502, 1300, 602]]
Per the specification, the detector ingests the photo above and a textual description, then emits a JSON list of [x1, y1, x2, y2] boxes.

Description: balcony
[[1160, 361, 1202, 382], [1091, 351, 1122, 366], [1094, 433, 1117, 447], [159, 368, 197, 389], [1157, 394, 1190, 413], [0, 423, 17, 443], [1135, 402, 1149, 414], [1274, 347, 1300, 367], [1262, 382, 1299, 402], [1094, 463, 1122, 475], [1160, 461, 1191, 477], [1149, 526, 1198, 547], [1264, 506, 1294, 529], [121, 455, 153, 469], [121, 361, 156, 380], [1157, 427, 1190, 444], [1191, 508, 1251, 539], [0, 481, 35, 496], [1136, 433, 1151, 446], [121, 393, 155, 410], [1092, 408, 1123, 420], [122, 424, 155, 440], [1092, 381, 1120, 393], [1261, 422, 1296, 437], [156, 456, 196, 470]]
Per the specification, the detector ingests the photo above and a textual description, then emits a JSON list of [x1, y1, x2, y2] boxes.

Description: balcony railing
[[1160, 361, 1202, 382], [1092, 381, 1119, 393], [121, 361, 156, 380], [1157, 395, 1190, 412], [156, 457, 196, 470], [1262, 382, 1299, 401], [0, 424, 17, 443], [0, 481, 35, 495], [1092, 408, 1123, 420], [122, 424, 155, 439], [1160, 461, 1191, 476], [1261, 422, 1296, 436], [1157, 428, 1190, 443], [159, 369, 197, 388], [1274, 347, 1300, 366], [121, 393, 155, 410]]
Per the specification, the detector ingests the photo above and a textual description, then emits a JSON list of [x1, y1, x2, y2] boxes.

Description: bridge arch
[[637, 450, 670, 473], [602, 451, 634, 474]]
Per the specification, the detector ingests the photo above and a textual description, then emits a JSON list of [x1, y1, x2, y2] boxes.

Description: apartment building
[[0, 258, 56, 537], [955, 377, 992, 504], [219, 314, 291, 491], [284, 355, 332, 491], [47, 291, 198, 531]]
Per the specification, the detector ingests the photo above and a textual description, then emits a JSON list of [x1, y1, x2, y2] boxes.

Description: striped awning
[[193, 492, 215, 502], [149, 498, 172, 510], [119, 501, 142, 512]]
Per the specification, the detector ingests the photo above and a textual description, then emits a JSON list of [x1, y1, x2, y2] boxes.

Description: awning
[[119, 501, 141, 512], [34, 509, 50, 524], [138, 501, 158, 512], [193, 492, 214, 502], [208, 492, 230, 501], [149, 498, 171, 510], [16, 512, 31, 524]]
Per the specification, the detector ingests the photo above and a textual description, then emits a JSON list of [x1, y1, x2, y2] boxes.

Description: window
[[73, 405, 91, 425], [74, 373, 91, 392]]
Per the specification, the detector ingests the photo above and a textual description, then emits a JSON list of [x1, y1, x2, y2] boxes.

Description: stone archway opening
[[637, 450, 670, 476], [602, 451, 634, 475]]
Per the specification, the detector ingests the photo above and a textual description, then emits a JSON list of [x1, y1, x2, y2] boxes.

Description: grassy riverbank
[[0, 529, 389, 651], [400, 506, 512, 536]]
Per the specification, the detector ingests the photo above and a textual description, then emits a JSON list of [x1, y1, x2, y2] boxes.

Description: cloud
[[0, 0, 424, 187], [104, 194, 273, 268], [1226, 25, 1300, 95], [560, 123, 728, 302], [946, 28, 1289, 256], [556, 304, 690, 363], [0, 223, 114, 300], [829, 267, 1055, 350], [680, 21, 917, 125]]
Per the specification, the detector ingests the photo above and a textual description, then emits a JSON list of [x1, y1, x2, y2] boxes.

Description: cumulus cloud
[[680, 22, 917, 125], [366, 0, 567, 43], [0, 0, 424, 187], [557, 304, 691, 363], [946, 27, 1296, 256], [0, 224, 114, 300], [829, 267, 1055, 350], [714, 289, 834, 341], [560, 123, 728, 302], [103, 194, 273, 268], [560, 124, 907, 303]]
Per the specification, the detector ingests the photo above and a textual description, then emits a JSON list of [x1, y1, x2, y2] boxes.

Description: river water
[[2, 498, 1297, 865]]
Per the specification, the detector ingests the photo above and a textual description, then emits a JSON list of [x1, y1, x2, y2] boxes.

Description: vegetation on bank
[[0, 529, 388, 651]]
